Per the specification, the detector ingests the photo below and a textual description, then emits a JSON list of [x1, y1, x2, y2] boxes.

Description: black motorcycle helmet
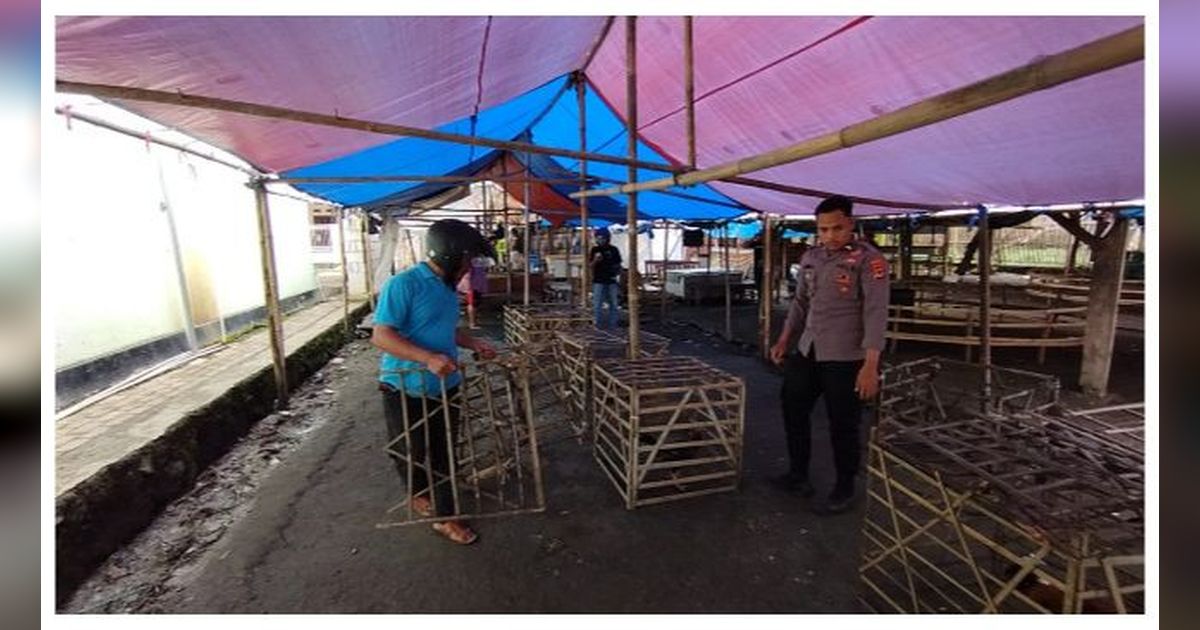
[[425, 219, 495, 286]]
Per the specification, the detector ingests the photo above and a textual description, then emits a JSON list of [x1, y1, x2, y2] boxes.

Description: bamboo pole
[[252, 181, 289, 407], [338, 208, 350, 336], [978, 206, 992, 409], [503, 180, 513, 301], [572, 25, 1144, 199], [723, 223, 732, 340], [761, 214, 773, 359], [684, 15, 696, 169], [360, 211, 375, 310], [577, 73, 591, 309], [56, 80, 682, 175], [523, 153, 532, 306], [660, 220, 669, 320], [625, 16, 641, 359], [272, 174, 592, 185]]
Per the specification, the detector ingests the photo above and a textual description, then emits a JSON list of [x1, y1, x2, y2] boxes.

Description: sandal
[[431, 521, 479, 545], [410, 496, 433, 517]]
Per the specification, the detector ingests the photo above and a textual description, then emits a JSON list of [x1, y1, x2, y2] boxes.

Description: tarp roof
[[56, 16, 1144, 217]]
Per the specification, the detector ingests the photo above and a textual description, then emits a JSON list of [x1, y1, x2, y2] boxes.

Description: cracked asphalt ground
[[65, 311, 872, 613]]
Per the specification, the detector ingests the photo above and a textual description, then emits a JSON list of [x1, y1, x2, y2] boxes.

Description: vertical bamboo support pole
[[625, 16, 641, 358], [577, 74, 591, 309], [723, 222, 732, 340], [252, 180, 289, 407], [504, 180, 513, 300], [978, 205, 992, 408], [660, 220, 669, 320], [338, 207, 350, 336], [360, 211, 375, 310], [523, 152, 532, 306], [761, 214, 774, 359], [684, 15, 696, 169]]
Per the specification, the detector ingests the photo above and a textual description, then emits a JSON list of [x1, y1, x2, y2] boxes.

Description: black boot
[[813, 479, 858, 515]]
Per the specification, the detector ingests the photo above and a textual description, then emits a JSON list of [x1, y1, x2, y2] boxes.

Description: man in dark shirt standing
[[769, 195, 890, 515], [590, 227, 622, 328]]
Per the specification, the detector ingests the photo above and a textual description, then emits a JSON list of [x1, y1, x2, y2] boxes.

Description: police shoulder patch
[[869, 257, 887, 279]]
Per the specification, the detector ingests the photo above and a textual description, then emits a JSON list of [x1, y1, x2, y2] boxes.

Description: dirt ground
[[62, 298, 1143, 613]]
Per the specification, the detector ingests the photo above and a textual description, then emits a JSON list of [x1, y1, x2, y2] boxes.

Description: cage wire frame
[[860, 359, 1145, 614], [554, 327, 671, 438], [879, 357, 1060, 416], [591, 356, 746, 509], [376, 353, 546, 528]]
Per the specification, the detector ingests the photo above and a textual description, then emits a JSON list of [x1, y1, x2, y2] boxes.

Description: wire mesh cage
[[376, 353, 546, 528], [860, 359, 1144, 613], [591, 356, 745, 509]]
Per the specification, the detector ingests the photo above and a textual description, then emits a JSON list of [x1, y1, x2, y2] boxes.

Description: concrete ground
[[65, 309, 871, 613]]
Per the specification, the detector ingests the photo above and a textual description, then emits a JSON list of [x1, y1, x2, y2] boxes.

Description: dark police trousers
[[780, 350, 863, 490], [380, 383, 462, 517]]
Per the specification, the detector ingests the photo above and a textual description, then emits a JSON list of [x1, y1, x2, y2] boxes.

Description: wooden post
[[577, 74, 591, 309], [338, 207, 350, 336], [724, 222, 732, 341], [978, 206, 992, 408], [761, 214, 773, 359], [1080, 216, 1129, 396], [523, 153, 532, 306], [625, 16, 641, 358], [571, 25, 1144, 199], [252, 181, 288, 408], [504, 180, 513, 301], [359, 211, 375, 310], [684, 15, 696, 169]]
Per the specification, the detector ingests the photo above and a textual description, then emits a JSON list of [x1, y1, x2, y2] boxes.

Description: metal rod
[[157, 161, 199, 352], [625, 16, 641, 359], [571, 25, 1145, 199], [57, 80, 684, 175], [252, 180, 289, 407]]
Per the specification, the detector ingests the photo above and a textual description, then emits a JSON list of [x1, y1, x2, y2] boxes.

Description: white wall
[[51, 105, 318, 369]]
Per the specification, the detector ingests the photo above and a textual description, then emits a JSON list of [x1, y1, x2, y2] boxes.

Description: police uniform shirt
[[782, 238, 890, 362]]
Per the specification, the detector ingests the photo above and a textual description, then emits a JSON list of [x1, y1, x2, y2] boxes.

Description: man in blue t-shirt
[[371, 219, 496, 545]]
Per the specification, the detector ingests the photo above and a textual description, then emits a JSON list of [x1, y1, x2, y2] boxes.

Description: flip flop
[[431, 521, 479, 545]]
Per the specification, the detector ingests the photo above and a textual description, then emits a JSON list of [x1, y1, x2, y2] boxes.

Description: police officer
[[768, 195, 889, 515]]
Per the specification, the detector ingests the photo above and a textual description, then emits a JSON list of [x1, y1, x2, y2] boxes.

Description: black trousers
[[779, 351, 863, 489], [381, 384, 462, 517]]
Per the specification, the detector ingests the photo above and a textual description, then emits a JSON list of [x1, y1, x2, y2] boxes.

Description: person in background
[[769, 195, 890, 515], [371, 219, 497, 545], [457, 255, 489, 329], [590, 227, 622, 329]]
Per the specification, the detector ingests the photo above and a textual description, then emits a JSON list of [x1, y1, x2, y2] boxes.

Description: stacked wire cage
[[860, 358, 1144, 613], [591, 356, 745, 509]]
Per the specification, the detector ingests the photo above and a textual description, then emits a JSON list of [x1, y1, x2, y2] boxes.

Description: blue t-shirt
[[374, 263, 462, 397]]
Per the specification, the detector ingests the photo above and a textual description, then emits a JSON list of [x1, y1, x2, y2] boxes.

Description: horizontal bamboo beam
[[722, 176, 971, 211], [272, 174, 597, 185], [571, 25, 1144, 199], [56, 79, 685, 175], [54, 106, 261, 176]]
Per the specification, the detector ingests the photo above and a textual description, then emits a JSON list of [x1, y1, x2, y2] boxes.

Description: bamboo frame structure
[[571, 25, 1144, 199], [625, 16, 642, 359], [502, 303, 596, 442], [376, 354, 546, 528], [359, 212, 375, 309], [272, 174, 592, 185], [554, 328, 671, 436], [252, 181, 289, 407], [684, 15, 696, 169], [591, 356, 745, 509], [338, 208, 350, 335], [863, 358, 1144, 613], [577, 73, 592, 307], [523, 153, 532, 306], [760, 214, 773, 359]]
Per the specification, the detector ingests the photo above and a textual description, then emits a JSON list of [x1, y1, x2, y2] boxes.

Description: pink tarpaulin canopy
[[55, 15, 1144, 214]]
